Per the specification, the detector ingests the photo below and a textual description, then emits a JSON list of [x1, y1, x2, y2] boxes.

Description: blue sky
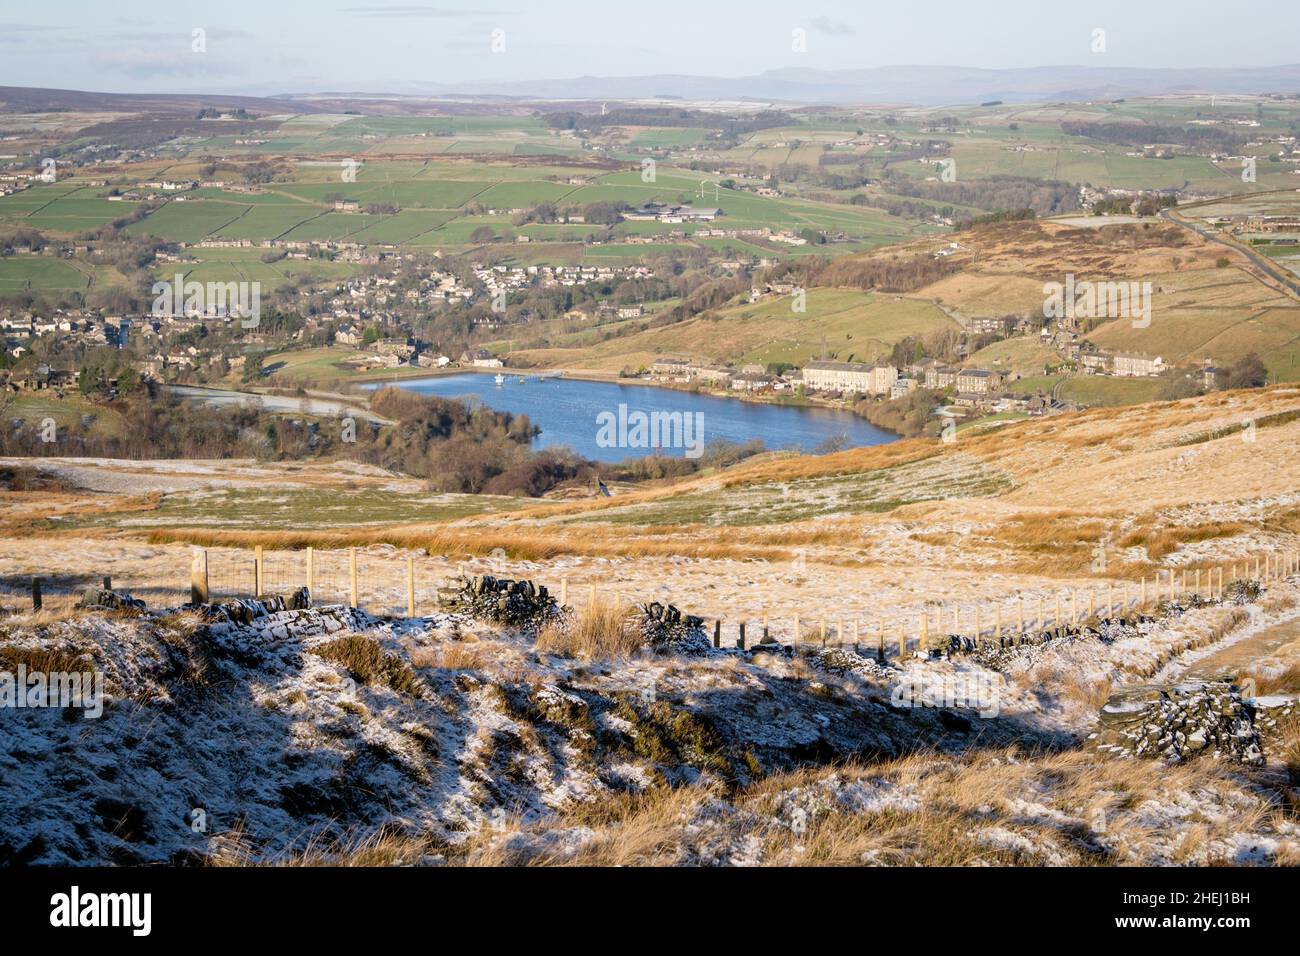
[[0, 1, 1296, 95]]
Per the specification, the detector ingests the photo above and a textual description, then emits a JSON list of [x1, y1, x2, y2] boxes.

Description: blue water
[[373, 373, 897, 463]]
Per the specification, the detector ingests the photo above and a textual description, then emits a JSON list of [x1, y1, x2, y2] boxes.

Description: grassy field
[[1058, 375, 1163, 407], [509, 288, 957, 372], [150, 248, 363, 287], [63, 486, 529, 531], [89, 162, 931, 257], [0, 256, 94, 292], [898, 220, 1300, 379], [559, 452, 1010, 527], [3, 391, 125, 434]]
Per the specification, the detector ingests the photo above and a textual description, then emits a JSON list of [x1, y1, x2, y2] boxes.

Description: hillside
[[509, 215, 1300, 388], [3, 387, 1300, 866], [15, 385, 1300, 632]]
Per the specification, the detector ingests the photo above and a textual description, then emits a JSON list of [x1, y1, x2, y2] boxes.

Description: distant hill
[[0, 86, 321, 116], [326, 63, 1300, 106], [7, 62, 1300, 115]]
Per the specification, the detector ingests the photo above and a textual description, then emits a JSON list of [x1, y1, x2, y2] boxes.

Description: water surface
[[378, 373, 897, 462]]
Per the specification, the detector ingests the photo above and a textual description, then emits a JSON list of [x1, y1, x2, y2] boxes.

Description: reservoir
[[379, 373, 897, 462]]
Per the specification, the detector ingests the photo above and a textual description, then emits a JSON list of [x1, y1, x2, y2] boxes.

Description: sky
[[1, 0, 1297, 96]]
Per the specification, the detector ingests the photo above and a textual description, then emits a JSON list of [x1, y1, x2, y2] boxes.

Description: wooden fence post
[[560, 576, 568, 607], [763, 613, 770, 640], [190, 548, 209, 605], [31, 576, 41, 612], [306, 547, 314, 600], [820, 619, 828, 647], [713, 619, 721, 649], [738, 621, 746, 651], [254, 545, 264, 597], [407, 554, 416, 618], [349, 548, 358, 609], [103, 575, 112, 591]]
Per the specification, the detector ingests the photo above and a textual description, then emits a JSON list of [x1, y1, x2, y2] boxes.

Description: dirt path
[[1182, 616, 1300, 682]]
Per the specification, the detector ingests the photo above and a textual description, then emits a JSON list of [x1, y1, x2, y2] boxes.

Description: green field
[[1059, 376, 1163, 407], [82, 162, 931, 257], [0, 256, 93, 291]]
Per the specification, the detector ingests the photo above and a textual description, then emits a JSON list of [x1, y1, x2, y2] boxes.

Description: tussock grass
[[988, 510, 1111, 573], [1254, 664, 1300, 696], [535, 596, 641, 661], [311, 635, 421, 696], [212, 825, 442, 868], [409, 642, 489, 671], [0, 645, 91, 675], [438, 746, 1294, 867], [1119, 521, 1250, 562], [1276, 713, 1300, 784], [145, 526, 794, 563]]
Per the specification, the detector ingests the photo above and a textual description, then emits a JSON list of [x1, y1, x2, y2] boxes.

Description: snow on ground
[[2, 571, 1297, 865]]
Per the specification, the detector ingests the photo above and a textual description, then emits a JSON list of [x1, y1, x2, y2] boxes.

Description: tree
[[241, 353, 264, 383], [1225, 353, 1267, 389], [1156, 370, 1200, 401]]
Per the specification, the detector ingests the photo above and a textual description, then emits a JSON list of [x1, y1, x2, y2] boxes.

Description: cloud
[[342, 5, 515, 16], [808, 16, 855, 37], [93, 47, 241, 80], [0, 23, 67, 44]]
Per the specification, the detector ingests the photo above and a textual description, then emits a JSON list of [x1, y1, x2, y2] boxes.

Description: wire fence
[[183, 546, 1300, 661], [6, 546, 1294, 664]]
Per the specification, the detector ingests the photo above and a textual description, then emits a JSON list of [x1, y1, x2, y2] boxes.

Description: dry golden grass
[[1015, 663, 1113, 713], [211, 825, 441, 867], [437, 746, 1294, 867], [0, 644, 92, 674], [311, 635, 422, 696], [409, 642, 491, 671], [1276, 713, 1300, 783], [535, 595, 642, 661], [144, 525, 797, 563], [1254, 664, 1300, 696], [1119, 521, 1251, 561]]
